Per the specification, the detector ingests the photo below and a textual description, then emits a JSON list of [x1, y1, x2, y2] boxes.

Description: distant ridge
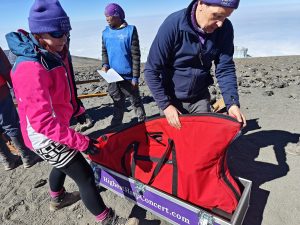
[[71, 55, 101, 67], [3, 50, 101, 66], [4, 49, 299, 66], [234, 46, 249, 58], [72, 55, 100, 61]]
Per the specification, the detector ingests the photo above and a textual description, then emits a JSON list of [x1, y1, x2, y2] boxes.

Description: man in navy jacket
[[144, 0, 246, 129]]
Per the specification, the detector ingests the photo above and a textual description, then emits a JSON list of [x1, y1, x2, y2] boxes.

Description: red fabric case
[[90, 113, 242, 214]]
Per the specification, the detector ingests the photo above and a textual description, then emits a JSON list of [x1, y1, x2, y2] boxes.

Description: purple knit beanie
[[201, 0, 240, 9], [104, 3, 125, 20], [28, 0, 71, 34]]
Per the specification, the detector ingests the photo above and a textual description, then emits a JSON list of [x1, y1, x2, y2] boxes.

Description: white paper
[[97, 68, 124, 83]]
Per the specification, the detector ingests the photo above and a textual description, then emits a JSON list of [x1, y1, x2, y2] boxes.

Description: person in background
[[101, 3, 146, 128], [6, 0, 138, 224], [144, 0, 246, 129], [0, 47, 39, 171]]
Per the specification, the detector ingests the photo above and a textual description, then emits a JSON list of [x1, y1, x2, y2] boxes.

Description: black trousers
[[108, 80, 146, 126], [49, 153, 106, 215]]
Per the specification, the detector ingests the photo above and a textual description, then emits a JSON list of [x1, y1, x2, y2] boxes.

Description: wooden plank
[[75, 79, 100, 85], [78, 92, 107, 99]]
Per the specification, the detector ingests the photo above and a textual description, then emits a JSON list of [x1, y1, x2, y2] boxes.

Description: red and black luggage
[[89, 113, 242, 215]]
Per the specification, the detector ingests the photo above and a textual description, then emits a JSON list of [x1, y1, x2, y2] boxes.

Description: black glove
[[76, 113, 87, 124], [82, 139, 100, 155]]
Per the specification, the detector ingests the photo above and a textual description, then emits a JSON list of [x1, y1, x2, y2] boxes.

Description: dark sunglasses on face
[[48, 31, 70, 39]]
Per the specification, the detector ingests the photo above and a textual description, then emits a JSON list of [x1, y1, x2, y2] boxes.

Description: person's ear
[[38, 38, 48, 48], [34, 34, 51, 51], [198, 0, 205, 11], [33, 34, 44, 45]]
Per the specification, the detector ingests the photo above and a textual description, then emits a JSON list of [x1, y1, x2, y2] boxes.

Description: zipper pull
[[199, 52, 203, 66]]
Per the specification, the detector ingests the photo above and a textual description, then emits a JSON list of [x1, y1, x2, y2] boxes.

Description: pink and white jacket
[[6, 31, 89, 151]]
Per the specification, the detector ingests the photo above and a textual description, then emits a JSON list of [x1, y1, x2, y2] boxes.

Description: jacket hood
[[5, 30, 43, 59]]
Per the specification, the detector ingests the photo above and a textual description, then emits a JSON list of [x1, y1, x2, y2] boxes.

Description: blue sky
[[1, 0, 300, 61]]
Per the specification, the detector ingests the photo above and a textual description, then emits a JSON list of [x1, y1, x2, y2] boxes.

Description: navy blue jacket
[[144, 1, 239, 110]]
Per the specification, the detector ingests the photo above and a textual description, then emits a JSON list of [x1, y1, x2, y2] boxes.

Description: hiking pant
[[0, 92, 20, 137], [0, 93, 33, 159], [49, 153, 106, 215], [160, 90, 211, 115], [107, 80, 146, 126]]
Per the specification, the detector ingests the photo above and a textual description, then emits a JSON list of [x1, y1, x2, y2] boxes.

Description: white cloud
[[2, 3, 299, 60], [231, 2, 300, 56], [69, 15, 166, 62]]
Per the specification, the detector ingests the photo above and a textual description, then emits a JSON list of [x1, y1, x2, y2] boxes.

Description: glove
[[76, 113, 87, 124], [82, 139, 100, 155]]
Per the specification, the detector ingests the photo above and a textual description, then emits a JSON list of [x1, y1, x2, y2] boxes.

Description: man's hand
[[82, 139, 100, 155], [101, 66, 108, 72], [163, 105, 182, 129], [228, 105, 247, 127], [131, 79, 138, 89]]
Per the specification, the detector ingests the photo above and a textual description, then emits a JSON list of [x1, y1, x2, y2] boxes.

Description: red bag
[[90, 113, 242, 214]]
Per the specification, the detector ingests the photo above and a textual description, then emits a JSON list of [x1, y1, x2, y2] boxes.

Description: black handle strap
[[146, 132, 166, 146], [121, 141, 139, 176], [147, 138, 178, 196], [171, 142, 178, 196], [131, 142, 139, 177], [122, 138, 178, 196], [148, 138, 174, 185]]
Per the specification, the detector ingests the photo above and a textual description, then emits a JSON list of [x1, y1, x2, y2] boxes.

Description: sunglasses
[[48, 31, 70, 39]]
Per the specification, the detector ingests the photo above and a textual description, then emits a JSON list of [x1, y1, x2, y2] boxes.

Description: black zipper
[[110, 112, 241, 136], [52, 53, 74, 111], [220, 153, 241, 201], [61, 61, 74, 107], [36, 48, 75, 114]]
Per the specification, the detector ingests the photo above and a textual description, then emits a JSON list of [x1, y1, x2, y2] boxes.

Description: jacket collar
[[178, 0, 198, 35]]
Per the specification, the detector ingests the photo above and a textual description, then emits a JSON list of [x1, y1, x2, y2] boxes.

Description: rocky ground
[[0, 55, 299, 225], [71, 55, 300, 106]]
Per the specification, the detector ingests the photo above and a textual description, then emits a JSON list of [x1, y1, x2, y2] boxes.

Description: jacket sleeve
[[101, 36, 109, 68], [15, 62, 89, 151], [144, 17, 176, 110], [131, 26, 141, 80], [214, 20, 240, 109]]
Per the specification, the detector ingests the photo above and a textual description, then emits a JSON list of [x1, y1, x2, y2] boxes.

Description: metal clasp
[[198, 210, 214, 225], [134, 180, 146, 195]]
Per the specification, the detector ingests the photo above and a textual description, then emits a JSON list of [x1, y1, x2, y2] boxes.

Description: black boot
[[49, 190, 81, 212]]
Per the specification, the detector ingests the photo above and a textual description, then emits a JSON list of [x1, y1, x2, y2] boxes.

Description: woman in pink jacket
[[6, 1, 138, 225]]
